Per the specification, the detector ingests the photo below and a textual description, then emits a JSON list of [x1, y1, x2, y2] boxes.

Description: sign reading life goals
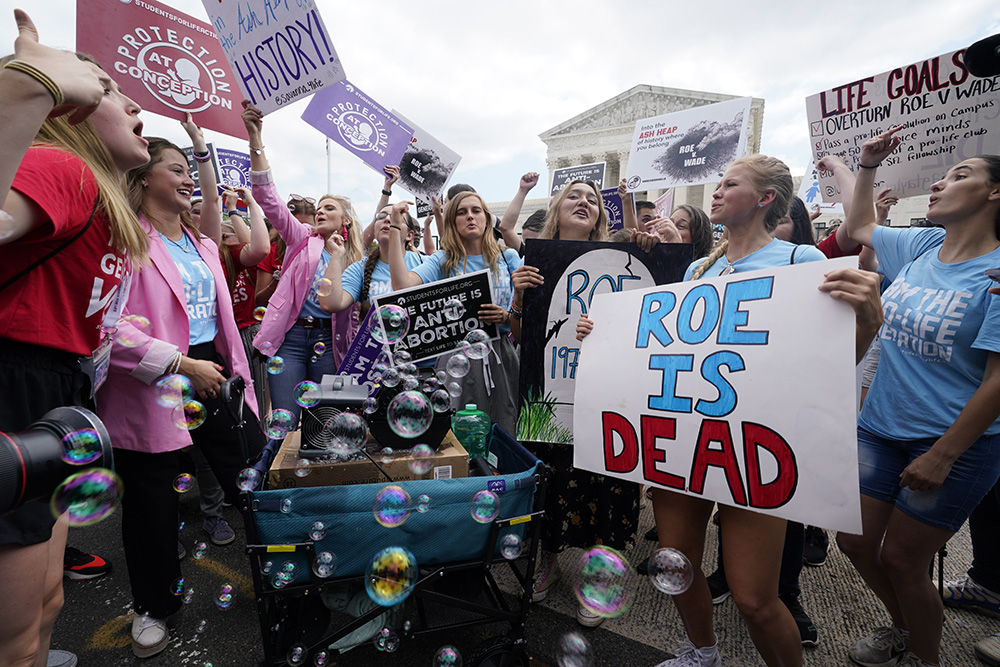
[[201, 0, 345, 115], [573, 257, 862, 533]]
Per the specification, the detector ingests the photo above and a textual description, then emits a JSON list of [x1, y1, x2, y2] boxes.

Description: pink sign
[[77, 0, 247, 139]]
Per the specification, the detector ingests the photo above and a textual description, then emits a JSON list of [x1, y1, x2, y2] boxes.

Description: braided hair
[[358, 245, 381, 318]]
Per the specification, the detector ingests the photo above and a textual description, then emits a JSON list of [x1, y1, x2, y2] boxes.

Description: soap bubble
[[362, 397, 378, 414], [308, 521, 327, 541], [259, 340, 276, 356], [573, 546, 637, 618], [172, 400, 206, 430], [196, 619, 207, 633], [155, 374, 194, 408], [287, 645, 306, 666], [393, 348, 412, 364], [253, 306, 267, 321], [557, 632, 594, 667], [447, 382, 462, 397], [373, 485, 411, 528], [500, 534, 524, 560], [380, 446, 393, 464], [470, 490, 500, 524], [421, 378, 440, 394], [436, 370, 448, 384], [183, 588, 195, 605], [454, 340, 471, 354], [312, 551, 337, 578], [313, 651, 329, 666], [50, 468, 121, 526], [264, 409, 295, 439], [372, 305, 410, 344], [416, 494, 432, 513], [446, 354, 470, 378], [192, 542, 208, 560], [293, 381, 321, 407], [381, 367, 401, 388], [61, 429, 102, 465], [647, 548, 694, 595], [315, 277, 334, 297], [408, 444, 435, 475], [313, 341, 326, 356], [374, 628, 399, 652], [172, 473, 194, 493], [401, 375, 419, 391], [365, 546, 417, 606], [262, 560, 273, 575], [433, 645, 463, 667], [321, 412, 367, 456], [465, 329, 490, 346], [280, 498, 292, 514], [170, 576, 185, 596], [266, 356, 285, 375], [430, 389, 451, 413], [294, 459, 311, 477], [236, 468, 261, 491], [466, 341, 489, 360], [387, 390, 433, 438], [115, 314, 150, 347], [215, 582, 235, 610], [443, 298, 465, 321]]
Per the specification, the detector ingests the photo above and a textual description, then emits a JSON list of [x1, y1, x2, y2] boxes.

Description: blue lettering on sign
[[635, 292, 676, 349], [566, 269, 643, 315], [695, 351, 745, 417], [648, 354, 694, 413], [718, 277, 772, 345], [677, 284, 721, 345]]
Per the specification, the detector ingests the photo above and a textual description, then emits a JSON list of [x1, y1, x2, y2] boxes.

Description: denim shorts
[[858, 425, 1000, 532]]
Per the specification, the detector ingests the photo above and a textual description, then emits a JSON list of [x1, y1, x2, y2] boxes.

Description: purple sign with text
[[301, 80, 414, 176], [336, 307, 389, 394], [216, 148, 251, 191], [601, 188, 624, 231]]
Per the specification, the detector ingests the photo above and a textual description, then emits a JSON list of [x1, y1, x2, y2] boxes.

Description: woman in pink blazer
[[242, 101, 362, 427], [98, 135, 263, 658]]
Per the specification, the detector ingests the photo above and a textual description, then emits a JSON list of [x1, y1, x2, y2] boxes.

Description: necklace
[[161, 231, 193, 254], [719, 238, 771, 276]]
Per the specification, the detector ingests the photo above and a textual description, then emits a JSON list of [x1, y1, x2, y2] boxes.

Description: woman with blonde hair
[[241, 101, 363, 426], [0, 12, 151, 666]]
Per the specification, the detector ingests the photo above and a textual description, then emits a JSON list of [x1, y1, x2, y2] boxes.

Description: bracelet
[[510, 310, 521, 321], [858, 163, 879, 170], [381, 189, 392, 196], [390, 223, 404, 230], [227, 210, 241, 217], [3, 60, 64, 106], [510, 301, 523, 316], [249, 145, 265, 155], [192, 151, 211, 163]]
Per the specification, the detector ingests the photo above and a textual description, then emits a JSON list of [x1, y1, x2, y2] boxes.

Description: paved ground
[[52, 487, 1000, 667]]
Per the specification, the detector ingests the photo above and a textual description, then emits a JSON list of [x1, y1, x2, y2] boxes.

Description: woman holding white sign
[[576, 156, 883, 666], [837, 128, 1000, 667]]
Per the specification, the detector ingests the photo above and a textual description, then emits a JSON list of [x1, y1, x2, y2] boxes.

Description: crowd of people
[[2, 10, 1000, 667]]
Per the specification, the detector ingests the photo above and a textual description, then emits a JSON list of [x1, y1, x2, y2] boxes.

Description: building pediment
[[539, 84, 747, 140]]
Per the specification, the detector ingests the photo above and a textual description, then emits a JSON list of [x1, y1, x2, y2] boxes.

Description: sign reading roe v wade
[[806, 48, 1000, 201], [201, 0, 345, 115], [78, 0, 247, 138], [573, 257, 862, 533]]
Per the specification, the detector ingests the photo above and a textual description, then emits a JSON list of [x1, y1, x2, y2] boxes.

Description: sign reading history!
[[573, 257, 862, 533], [200, 0, 345, 115], [78, 0, 247, 138], [806, 49, 1000, 200], [625, 97, 752, 192], [301, 81, 414, 176]]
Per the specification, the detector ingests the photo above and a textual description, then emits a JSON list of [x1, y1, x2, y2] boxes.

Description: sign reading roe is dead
[[807, 49, 1000, 200], [573, 257, 862, 533]]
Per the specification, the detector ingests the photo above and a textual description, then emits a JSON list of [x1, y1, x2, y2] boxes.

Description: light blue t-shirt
[[859, 226, 1000, 439], [411, 249, 523, 311], [341, 251, 425, 303], [160, 231, 218, 345], [683, 238, 826, 280], [299, 249, 332, 320]]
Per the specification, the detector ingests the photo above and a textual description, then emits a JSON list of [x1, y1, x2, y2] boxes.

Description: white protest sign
[[625, 97, 752, 193], [392, 110, 462, 209], [550, 162, 607, 197], [798, 161, 844, 214], [573, 257, 861, 533], [806, 50, 1000, 200], [202, 0, 345, 115]]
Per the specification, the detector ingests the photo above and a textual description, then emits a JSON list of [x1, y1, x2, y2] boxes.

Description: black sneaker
[[705, 568, 730, 605], [780, 593, 818, 646], [64, 546, 111, 581], [644, 526, 658, 541], [803, 526, 829, 567]]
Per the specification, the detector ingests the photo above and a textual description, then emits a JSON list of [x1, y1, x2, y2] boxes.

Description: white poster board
[[806, 50, 1000, 200], [573, 257, 862, 533], [202, 0, 345, 115], [798, 160, 844, 215], [392, 110, 462, 209], [625, 97, 752, 192]]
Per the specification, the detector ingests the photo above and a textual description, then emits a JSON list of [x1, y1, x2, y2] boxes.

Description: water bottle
[[452, 404, 491, 459]]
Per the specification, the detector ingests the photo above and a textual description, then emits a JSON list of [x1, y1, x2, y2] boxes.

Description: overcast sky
[[2, 0, 997, 220]]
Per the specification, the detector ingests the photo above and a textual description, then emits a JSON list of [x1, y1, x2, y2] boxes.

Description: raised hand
[[859, 126, 904, 168]]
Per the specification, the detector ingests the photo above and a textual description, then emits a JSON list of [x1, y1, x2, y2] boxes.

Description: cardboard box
[[268, 430, 469, 489]]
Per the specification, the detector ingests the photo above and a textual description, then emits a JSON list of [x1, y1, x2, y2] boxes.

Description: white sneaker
[[654, 641, 721, 667], [532, 551, 560, 602], [896, 651, 944, 667], [576, 605, 604, 627], [131, 613, 169, 658], [848, 626, 909, 667]]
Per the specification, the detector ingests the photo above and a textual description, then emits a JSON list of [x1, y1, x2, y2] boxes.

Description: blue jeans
[[268, 324, 337, 427]]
